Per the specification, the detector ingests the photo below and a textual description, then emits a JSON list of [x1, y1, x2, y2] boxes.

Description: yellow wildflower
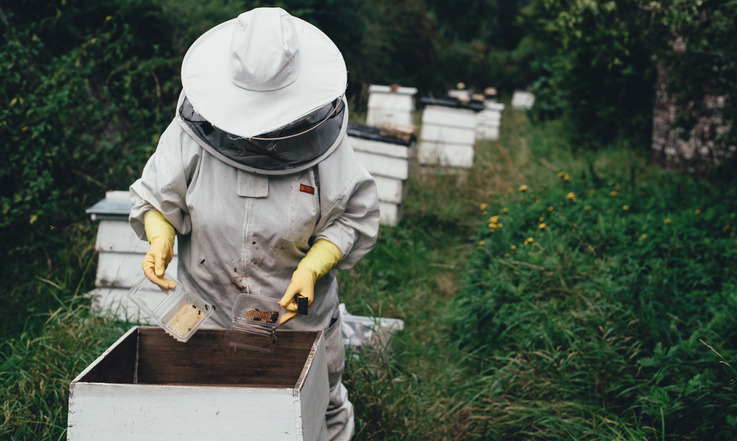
[[519, 185, 528, 192], [539, 223, 547, 230], [510, 245, 517, 251], [557, 171, 570, 182], [502, 207, 508, 214], [547, 206, 554, 212], [694, 209, 701, 215], [664, 218, 672, 224], [566, 192, 576, 202], [610, 191, 618, 197], [622, 205, 629, 211], [488, 215, 499, 224], [480, 203, 488, 211], [524, 237, 534, 245], [584, 205, 591, 211], [478, 240, 485, 246], [641, 233, 647, 240], [539, 216, 545, 222]]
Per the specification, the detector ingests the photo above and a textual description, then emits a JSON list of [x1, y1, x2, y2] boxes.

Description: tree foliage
[[519, 0, 736, 152]]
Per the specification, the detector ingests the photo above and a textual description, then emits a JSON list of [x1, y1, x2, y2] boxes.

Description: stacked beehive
[[366, 84, 417, 127], [348, 124, 415, 226], [512, 90, 535, 110], [417, 96, 484, 169], [476, 100, 505, 141]]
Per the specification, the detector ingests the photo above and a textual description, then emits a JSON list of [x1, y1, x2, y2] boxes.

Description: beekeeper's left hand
[[278, 239, 341, 325], [142, 210, 177, 291]]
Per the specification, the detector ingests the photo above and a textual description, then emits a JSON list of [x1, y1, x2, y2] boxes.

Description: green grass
[[2, 107, 736, 440]]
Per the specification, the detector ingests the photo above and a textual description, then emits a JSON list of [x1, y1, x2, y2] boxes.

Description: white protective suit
[[129, 96, 380, 441]]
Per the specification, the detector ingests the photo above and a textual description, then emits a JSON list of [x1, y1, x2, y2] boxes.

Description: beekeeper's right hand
[[143, 210, 177, 291]]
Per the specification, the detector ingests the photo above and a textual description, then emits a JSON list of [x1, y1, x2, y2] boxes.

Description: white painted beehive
[[366, 84, 417, 127], [348, 124, 415, 226], [476, 101, 505, 140], [512, 90, 535, 110], [67, 326, 329, 441], [417, 97, 483, 169]]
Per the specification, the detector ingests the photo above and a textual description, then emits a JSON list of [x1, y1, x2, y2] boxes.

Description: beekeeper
[[128, 7, 379, 441]]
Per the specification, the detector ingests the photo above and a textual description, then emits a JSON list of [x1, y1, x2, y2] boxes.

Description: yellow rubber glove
[[278, 239, 341, 325], [142, 210, 177, 291]]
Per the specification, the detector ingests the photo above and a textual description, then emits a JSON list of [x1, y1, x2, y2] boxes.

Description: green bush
[[450, 152, 737, 438], [520, 0, 737, 152], [0, 0, 184, 338]]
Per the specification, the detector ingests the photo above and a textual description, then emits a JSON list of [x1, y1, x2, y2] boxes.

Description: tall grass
[[2, 107, 736, 440]]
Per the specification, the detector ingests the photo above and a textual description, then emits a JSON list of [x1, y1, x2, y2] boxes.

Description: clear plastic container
[[127, 273, 213, 343], [224, 293, 284, 352]]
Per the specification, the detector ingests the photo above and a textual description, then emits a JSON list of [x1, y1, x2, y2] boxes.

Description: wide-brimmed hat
[[181, 7, 347, 139]]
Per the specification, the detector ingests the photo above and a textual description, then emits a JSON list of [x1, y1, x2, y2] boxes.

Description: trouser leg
[[324, 314, 354, 441]]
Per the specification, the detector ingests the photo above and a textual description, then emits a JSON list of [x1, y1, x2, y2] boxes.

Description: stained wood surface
[[76, 328, 138, 384], [76, 327, 321, 388]]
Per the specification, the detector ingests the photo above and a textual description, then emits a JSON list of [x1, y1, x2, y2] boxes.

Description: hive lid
[[347, 123, 413, 146], [420, 96, 485, 112], [85, 190, 132, 221]]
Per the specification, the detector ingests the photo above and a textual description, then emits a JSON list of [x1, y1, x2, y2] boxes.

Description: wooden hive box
[[348, 123, 415, 227], [512, 90, 535, 110], [366, 84, 417, 127], [67, 327, 329, 441], [417, 97, 483, 169], [476, 101, 505, 141]]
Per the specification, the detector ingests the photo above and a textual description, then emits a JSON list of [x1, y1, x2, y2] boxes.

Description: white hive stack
[[476, 101, 505, 141], [417, 96, 484, 169], [348, 123, 415, 226], [366, 84, 417, 127], [512, 90, 535, 110]]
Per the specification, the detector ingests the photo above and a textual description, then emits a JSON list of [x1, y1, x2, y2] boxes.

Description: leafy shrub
[[521, 0, 656, 148], [0, 0, 179, 256], [450, 156, 737, 438], [0, 0, 183, 338], [520, 0, 737, 153]]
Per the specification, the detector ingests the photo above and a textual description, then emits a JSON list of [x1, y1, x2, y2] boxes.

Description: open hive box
[[67, 326, 328, 441]]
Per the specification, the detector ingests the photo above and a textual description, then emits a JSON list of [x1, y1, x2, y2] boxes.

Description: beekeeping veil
[[177, 7, 348, 174]]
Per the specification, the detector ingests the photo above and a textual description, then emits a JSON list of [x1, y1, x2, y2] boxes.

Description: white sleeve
[[128, 120, 201, 240], [315, 137, 380, 269]]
